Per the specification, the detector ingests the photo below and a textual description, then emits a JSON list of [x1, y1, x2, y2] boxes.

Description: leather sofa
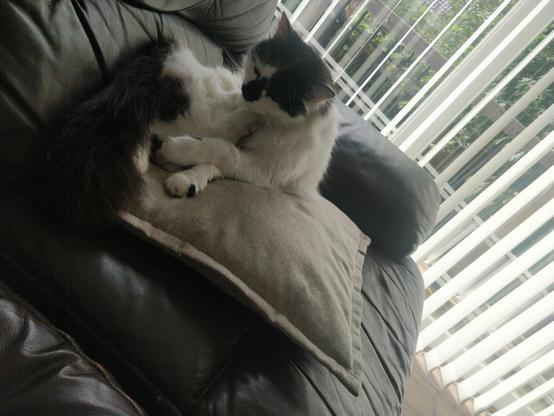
[[0, 1, 439, 415]]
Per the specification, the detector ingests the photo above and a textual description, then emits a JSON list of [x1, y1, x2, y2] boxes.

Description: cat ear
[[274, 13, 292, 41], [308, 83, 336, 102]]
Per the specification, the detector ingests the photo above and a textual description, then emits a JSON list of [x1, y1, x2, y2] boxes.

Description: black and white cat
[[152, 14, 337, 198], [37, 14, 337, 227]]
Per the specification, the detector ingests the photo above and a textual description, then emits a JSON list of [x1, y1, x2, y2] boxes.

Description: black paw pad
[[187, 185, 196, 198]]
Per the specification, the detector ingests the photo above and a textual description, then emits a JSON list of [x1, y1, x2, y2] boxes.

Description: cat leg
[[153, 135, 208, 167], [154, 135, 271, 190], [225, 109, 264, 142], [150, 134, 184, 172], [164, 164, 222, 197]]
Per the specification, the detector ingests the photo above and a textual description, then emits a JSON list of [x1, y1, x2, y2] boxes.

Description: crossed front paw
[[164, 172, 199, 197], [151, 134, 205, 169], [164, 165, 222, 198]]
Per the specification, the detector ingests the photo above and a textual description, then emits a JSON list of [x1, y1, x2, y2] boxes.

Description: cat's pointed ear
[[274, 13, 292, 40], [308, 83, 336, 102]]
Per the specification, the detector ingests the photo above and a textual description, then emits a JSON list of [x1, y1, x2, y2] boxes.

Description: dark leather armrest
[[321, 103, 440, 259]]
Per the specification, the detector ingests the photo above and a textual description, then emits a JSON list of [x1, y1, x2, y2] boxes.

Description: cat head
[[241, 14, 335, 120]]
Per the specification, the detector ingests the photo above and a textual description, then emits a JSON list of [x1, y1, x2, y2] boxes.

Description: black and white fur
[[37, 15, 336, 227], [35, 40, 187, 227], [153, 14, 338, 199]]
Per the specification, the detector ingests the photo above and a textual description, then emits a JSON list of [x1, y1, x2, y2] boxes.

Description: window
[[280, 1, 554, 414]]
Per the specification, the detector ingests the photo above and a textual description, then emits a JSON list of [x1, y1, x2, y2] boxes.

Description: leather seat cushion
[[0, 281, 144, 416], [0, 194, 423, 415]]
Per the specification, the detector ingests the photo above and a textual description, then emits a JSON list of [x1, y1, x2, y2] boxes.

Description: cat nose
[[242, 79, 265, 102]]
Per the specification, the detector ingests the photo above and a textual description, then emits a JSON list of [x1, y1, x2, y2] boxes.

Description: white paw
[[154, 135, 203, 168], [164, 165, 221, 198], [164, 172, 198, 198]]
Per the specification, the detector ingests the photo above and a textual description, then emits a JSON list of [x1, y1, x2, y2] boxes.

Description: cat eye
[[254, 66, 261, 79]]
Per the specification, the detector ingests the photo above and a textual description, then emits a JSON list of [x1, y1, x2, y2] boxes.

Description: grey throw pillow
[[119, 166, 369, 394]]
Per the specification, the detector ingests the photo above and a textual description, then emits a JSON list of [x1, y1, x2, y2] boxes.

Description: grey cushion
[[120, 166, 369, 394], [320, 103, 440, 259]]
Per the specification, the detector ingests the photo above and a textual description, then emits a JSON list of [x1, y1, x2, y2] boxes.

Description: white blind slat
[[422, 166, 554, 287], [435, 66, 554, 187], [440, 291, 554, 385], [418, 234, 554, 349], [425, 268, 554, 371], [290, 0, 310, 22], [413, 131, 554, 264], [472, 349, 554, 412], [333, 0, 404, 84], [362, 0, 476, 123], [436, 103, 554, 222], [397, 0, 552, 156], [384, 0, 514, 137], [418, 30, 554, 167], [534, 403, 554, 416], [322, 0, 371, 59], [456, 321, 554, 401], [345, 0, 441, 106], [304, 0, 341, 42], [492, 377, 554, 416]]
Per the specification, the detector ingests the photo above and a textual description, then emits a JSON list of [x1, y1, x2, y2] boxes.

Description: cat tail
[[35, 39, 188, 228]]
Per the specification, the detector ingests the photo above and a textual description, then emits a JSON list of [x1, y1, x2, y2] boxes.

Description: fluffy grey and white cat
[[152, 14, 338, 199], [38, 14, 337, 227]]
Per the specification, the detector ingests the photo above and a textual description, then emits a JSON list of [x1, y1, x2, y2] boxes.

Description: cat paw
[[164, 172, 200, 198], [150, 139, 181, 172], [164, 165, 221, 198], [152, 135, 203, 169]]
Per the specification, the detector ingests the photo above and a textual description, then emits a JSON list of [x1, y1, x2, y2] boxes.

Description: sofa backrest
[[127, 0, 278, 50], [0, 0, 439, 259]]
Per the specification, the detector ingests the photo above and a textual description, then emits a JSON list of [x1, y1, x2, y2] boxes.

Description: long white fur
[[153, 47, 338, 198], [150, 48, 257, 142]]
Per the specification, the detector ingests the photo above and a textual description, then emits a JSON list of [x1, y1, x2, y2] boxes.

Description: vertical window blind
[[278, 0, 554, 414]]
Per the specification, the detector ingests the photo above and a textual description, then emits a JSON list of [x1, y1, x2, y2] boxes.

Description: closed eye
[[254, 66, 261, 79]]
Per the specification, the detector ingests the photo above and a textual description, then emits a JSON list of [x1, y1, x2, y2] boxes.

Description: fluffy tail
[[35, 39, 188, 228]]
